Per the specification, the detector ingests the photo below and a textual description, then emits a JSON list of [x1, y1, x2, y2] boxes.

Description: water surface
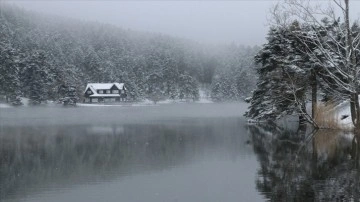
[[0, 103, 265, 202], [1, 103, 359, 201]]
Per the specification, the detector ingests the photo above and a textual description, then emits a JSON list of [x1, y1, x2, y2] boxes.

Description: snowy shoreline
[[0, 98, 214, 109], [246, 99, 358, 131]]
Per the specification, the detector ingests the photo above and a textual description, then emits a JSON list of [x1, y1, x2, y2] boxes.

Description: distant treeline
[[0, 4, 258, 104]]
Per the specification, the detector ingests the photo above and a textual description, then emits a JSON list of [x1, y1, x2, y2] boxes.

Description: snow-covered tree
[[0, 41, 22, 105], [58, 84, 78, 106], [21, 51, 52, 105], [272, 0, 360, 128], [178, 74, 199, 101], [246, 25, 309, 123], [146, 73, 164, 104], [0, 3, 258, 103]]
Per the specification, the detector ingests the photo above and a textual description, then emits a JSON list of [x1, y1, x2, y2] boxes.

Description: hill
[[0, 3, 258, 104]]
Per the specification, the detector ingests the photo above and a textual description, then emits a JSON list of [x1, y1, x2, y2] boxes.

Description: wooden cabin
[[83, 83, 127, 103]]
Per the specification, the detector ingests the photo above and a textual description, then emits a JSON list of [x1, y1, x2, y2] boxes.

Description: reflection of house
[[83, 83, 127, 103], [86, 126, 125, 135]]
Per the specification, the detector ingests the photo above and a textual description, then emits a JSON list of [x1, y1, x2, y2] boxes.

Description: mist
[[8, 1, 279, 46]]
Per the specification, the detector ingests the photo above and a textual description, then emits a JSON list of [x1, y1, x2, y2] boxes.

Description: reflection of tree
[[0, 118, 248, 201], [249, 124, 359, 201], [249, 124, 314, 201]]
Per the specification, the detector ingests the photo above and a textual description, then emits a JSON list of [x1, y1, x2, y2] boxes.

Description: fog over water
[[1, 103, 359, 201], [0, 103, 247, 126], [0, 103, 265, 202]]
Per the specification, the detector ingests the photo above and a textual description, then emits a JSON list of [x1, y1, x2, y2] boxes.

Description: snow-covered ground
[[246, 99, 357, 130], [78, 89, 213, 107], [77, 103, 126, 107], [0, 97, 31, 108], [333, 101, 353, 130], [197, 89, 213, 104], [1, 90, 214, 108], [78, 100, 157, 107], [0, 103, 12, 108], [1, 98, 213, 108], [21, 97, 30, 106], [1, 89, 215, 109], [78, 98, 213, 107]]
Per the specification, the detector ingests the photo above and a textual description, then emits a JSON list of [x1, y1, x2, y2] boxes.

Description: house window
[[106, 90, 111, 94], [112, 90, 119, 94], [98, 90, 103, 94], [85, 98, 90, 103], [87, 90, 92, 94], [92, 98, 98, 103]]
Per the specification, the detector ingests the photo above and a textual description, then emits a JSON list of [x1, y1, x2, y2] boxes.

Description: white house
[[83, 83, 127, 103]]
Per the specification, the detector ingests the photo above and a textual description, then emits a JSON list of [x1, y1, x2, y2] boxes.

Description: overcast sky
[[9, 1, 360, 46]]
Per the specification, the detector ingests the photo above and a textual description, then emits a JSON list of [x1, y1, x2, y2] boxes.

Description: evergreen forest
[[0, 4, 258, 105]]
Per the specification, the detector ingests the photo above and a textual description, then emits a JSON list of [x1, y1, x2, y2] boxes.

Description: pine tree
[[210, 76, 223, 102], [0, 41, 22, 105], [83, 49, 103, 83], [21, 51, 52, 105], [246, 25, 308, 122], [178, 73, 199, 101], [146, 73, 164, 104], [58, 84, 78, 106]]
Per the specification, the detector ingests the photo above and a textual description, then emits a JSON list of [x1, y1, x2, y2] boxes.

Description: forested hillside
[[0, 4, 258, 104]]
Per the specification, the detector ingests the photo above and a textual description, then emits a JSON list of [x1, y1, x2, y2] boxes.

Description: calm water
[[1, 103, 359, 201]]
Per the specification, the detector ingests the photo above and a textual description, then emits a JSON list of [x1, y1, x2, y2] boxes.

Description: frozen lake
[[0, 103, 357, 201]]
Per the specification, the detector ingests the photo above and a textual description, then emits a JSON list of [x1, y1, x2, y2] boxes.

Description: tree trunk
[[299, 101, 307, 126], [349, 92, 360, 128], [351, 94, 357, 125], [344, 0, 360, 129], [311, 69, 317, 119], [355, 93, 360, 128], [298, 115, 307, 135]]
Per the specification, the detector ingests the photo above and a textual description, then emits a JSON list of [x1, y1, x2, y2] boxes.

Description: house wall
[[88, 97, 125, 103]]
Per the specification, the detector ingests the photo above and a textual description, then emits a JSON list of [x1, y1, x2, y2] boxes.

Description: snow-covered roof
[[114, 83, 125, 90], [85, 83, 125, 92], [84, 83, 126, 97], [85, 83, 124, 91]]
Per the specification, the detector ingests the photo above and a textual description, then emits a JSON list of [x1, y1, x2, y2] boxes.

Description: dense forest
[[0, 4, 258, 105]]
